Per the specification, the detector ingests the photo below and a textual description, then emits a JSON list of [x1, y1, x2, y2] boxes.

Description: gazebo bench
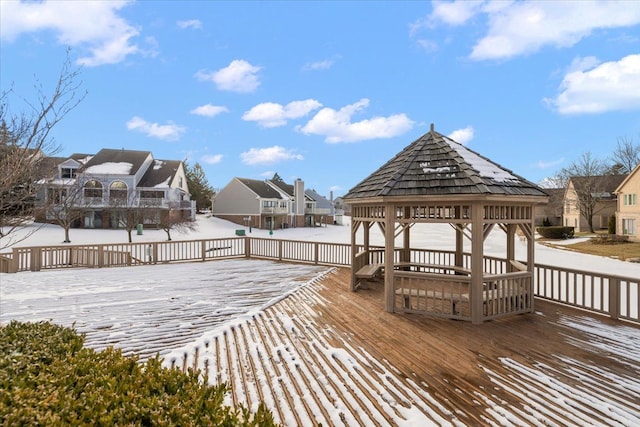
[[355, 263, 384, 279], [396, 283, 527, 315]]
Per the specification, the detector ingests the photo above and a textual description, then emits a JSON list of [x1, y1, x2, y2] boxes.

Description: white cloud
[[240, 146, 303, 166], [243, 99, 322, 128], [421, 1, 640, 61], [201, 154, 223, 164], [126, 116, 185, 141], [190, 104, 229, 118], [195, 60, 262, 93], [303, 58, 336, 71], [177, 19, 202, 30], [0, 0, 142, 66], [299, 99, 414, 143], [536, 157, 565, 169], [448, 126, 474, 145], [545, 54, 640, 114]]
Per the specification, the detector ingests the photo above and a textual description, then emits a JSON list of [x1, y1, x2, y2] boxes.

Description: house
[[615, 162, 640, 241], [563, 175, 626, 232], [534, 188, 564, 226], [212, 175, 333, 229], [36, 148, 195, 228]]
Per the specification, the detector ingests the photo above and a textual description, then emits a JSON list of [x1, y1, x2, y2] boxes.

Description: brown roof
[[80, 148, 151, 175], [570, 175, 626, 199], [344, 126, 548, 200], [238, 178, 283, 199], [138, 159, 183, 188]]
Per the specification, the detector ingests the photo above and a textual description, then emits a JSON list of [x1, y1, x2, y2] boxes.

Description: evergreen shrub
[[0, 321, 278, 426], [536, 226, 575, 239]]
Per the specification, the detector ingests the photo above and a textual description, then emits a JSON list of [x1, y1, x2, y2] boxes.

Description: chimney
[[294, 179, 304, 215]]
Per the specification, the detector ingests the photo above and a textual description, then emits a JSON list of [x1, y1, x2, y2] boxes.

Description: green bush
[[536, 226, 575, 239], [0, 321, 278, 426], [608, 214, 616, 235]]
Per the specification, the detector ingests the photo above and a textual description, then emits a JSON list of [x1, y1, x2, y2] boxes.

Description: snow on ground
[[4, 214, 640, 278], [2, 216, 640, 425]]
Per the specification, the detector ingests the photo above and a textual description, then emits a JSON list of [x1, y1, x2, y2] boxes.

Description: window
[[623, 193, 637, 206], [109, 181, 128, 200], [48, 188, 67, 203], [61, 167, 77, 179], [622, 218, 636, 235], [83, 180, 102, 198]]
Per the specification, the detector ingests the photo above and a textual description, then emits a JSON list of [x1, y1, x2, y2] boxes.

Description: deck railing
[[2, 238, 638, 324]]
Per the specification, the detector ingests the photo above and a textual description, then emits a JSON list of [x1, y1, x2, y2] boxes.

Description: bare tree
[[39, 178, 86, 243], [0, 50, 85, 249], [611, 136, 640, 174], [109, 192, 142, 243], [558, 152, 616, 233], [157, 203, 197, 241]]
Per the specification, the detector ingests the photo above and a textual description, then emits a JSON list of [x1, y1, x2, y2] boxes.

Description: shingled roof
[[237, 178, 284, 199], [138, 159, 183, 188], [344, 125, 548, 200]]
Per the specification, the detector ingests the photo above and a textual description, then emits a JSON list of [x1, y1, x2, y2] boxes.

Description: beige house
[[615, 163, 640, 241], [563, 175, 626, 233], [213, 175, 333, 230], [36, 149, 195, 228]]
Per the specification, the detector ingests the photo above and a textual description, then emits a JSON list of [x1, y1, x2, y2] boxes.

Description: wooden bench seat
[[355, 263, 384, 279]]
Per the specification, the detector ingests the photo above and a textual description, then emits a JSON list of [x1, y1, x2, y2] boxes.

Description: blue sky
[[2, 1, 640, 197]]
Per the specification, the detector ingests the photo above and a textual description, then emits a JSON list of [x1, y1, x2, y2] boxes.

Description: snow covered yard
[[0, 259, 329, 361], [2, 216, 640, 425]]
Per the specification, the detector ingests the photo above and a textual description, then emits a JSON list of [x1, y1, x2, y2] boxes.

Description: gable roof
[[569, 175, 626, 199], [237, 178, 283, 199], [615, 162, 640, 193], [138, 159, 183, 188], [344, 126, 547, 200], [80, 148, 151, 176], [306, 189, 333, 209]]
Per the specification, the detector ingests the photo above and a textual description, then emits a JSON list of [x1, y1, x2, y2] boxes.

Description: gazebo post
[[363, 220, 370, 260], [350, 219, 359, 291], [403, 207, 411, 264], [384, 204, 395, 312], [471, 203, 485, 324], [455, 224, 464, 270], [506, 224, 516, 271], [527, 216, 535, 312]]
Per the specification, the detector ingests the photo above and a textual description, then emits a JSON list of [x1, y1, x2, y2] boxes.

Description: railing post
[[11, 248, 19, 273], [314, 242, 319, 265], [278, 240, 283, 261], [98, 245, 104, 268], [202, 240, 207, 261], [153, 243, 158, 265], [609, 278, 620, 320], [30, 248, 41, 272], [244, 236, 250, 258]]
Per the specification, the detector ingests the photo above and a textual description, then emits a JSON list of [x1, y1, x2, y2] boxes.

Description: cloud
[[420, 1, 640, 61], [190, 104, 230, 118], [240, 146, 303, 166], [545, 54, 640, 115], [0, 0, 142, 66], [448, 126, 474, 145], [302, 57, 340, 71], [126, 116, 185, 141], [195, 60, 262, 93], [201, 154, 223, 164], [536, 157, 565, 169], [177, 19, 202, 30], [242, 99, 322, 128], [299, 99, 414, 143]]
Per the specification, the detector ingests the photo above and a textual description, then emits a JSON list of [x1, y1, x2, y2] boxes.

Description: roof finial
[[430, 123, 435, 134]]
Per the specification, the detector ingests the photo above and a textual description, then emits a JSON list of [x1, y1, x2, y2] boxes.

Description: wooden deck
[[176, 267, 640, 426]]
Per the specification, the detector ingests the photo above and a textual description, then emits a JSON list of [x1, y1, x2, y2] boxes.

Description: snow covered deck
[[2, 261, 639, 425]]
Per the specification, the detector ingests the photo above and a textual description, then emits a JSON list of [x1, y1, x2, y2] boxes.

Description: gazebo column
[[363, 220, 370, 260], [350, 220, 360, 291], [455, 224, 464, 270], [506, 224, 516, 271], [403, 207, 411, 264], [384, 204, 395, 312], [527, 215, 535, 312], [471, 203, 485, 324]]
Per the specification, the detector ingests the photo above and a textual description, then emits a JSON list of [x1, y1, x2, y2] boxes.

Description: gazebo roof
[[344, 125, 547, 200]]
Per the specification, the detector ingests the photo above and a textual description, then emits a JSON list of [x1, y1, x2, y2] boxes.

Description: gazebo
[[343, 125, 548, 324]]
